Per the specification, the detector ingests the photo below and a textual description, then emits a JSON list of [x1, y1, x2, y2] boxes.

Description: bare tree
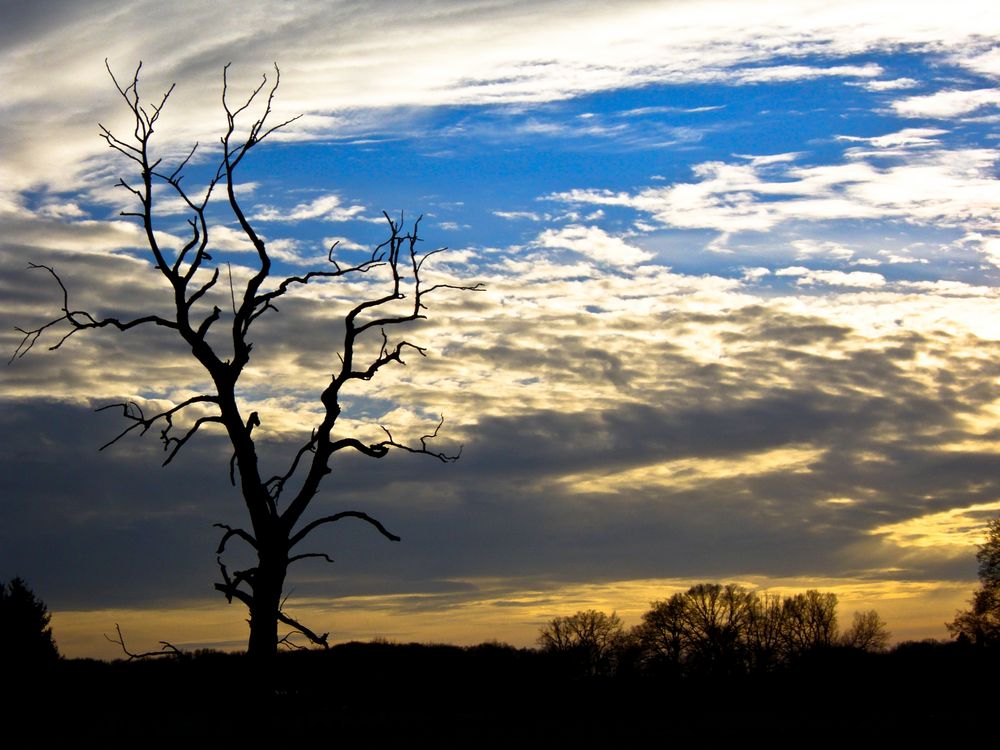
[[840, 610, 890, 652], [637, 583, 755, 676], [538, 610, 627, 676], [744, 591, 786, 670], [11, 62, 482, 661], [781, 590, 838, 656]]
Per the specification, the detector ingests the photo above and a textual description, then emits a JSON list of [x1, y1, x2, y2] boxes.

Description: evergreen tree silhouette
[[0, 577, 60, 668]]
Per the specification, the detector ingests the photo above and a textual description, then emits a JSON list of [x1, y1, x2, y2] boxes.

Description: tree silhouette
[[11, 62, 482, 661], [947, 518, 1000, 646], [633, 583, 884, 677], [0, 577, 59, 668], [780, 589, 838, 656], [637, 584, 755, 676], [840, 609, 890, 652], [538, 609, 627, 676]]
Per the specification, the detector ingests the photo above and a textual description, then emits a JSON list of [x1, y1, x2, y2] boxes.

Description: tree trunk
[[247, 546, 287, 662]]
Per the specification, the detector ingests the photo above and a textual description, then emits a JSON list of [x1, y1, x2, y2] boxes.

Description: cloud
[[535, 225, 653, 265], [494, 210, 543, 221], [726, 63, 882, 84], [252, 193, 366, 222], [546, 144, 1000, 237], [741, 267, 770, 281], [7, 219, 1000, 655], [323, 236, 369, 252], [892, 88, 1000, 118], [955, 46, 1000, 78], [790, 239, 855, 260], [3, 0, 1000, 197], [838, 127, 947, 150], [776, 266, 887, 288], [855, 77, 919, 91]]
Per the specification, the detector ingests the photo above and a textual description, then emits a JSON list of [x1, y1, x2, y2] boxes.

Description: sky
[[2, 0, 1000, 659]]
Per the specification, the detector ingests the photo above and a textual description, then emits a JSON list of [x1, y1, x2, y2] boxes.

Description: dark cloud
[[7, 289, 994, 617]]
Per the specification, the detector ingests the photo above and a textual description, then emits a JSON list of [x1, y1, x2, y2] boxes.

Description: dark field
[[12, 639, 997, 746]]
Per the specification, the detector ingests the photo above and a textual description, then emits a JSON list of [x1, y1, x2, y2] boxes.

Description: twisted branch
[[290, 511, 401, 549], [105, 623, 183, 661], [10, 264, 179, 362], [378, 416, 462, 463], [96, 395, 221, 465]]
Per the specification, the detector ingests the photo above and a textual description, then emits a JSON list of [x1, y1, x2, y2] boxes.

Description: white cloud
[[494, 210, 543, 221], [776, 267, 886, 288], [877, 250, 928, 264], [956, 46, 1000, 77], [37, 201, 88, 219], [790, 239, 854, 260], [323, 236, 369, 252], [252, 194, 366, 222], [741, 266, 771, 281], [893, 88, 1000, 118], [855, 77, 919, 91], [548, 146, 1000, 236], [838, 127, 946, 150], [979, 236, 1000, 267], [205, 224, 254, 252], [3, 0, 1000, 198], [898, 280, 996, 296], [728, 63, 882, 84], [536, 225, 653, 266]]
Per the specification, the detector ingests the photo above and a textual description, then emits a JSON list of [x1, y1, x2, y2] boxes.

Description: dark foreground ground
[[12, 640, 997, 746]]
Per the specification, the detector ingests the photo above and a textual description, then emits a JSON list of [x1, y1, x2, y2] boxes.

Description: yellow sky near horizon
[[51, 574, 976, 660]]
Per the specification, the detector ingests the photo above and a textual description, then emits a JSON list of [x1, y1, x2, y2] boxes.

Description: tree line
[[538, 583, 890, 678]]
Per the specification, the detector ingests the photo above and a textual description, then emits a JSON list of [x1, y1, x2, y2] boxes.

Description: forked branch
[[277, 610, 329, 649], [96, 395, 222, 465], [378, 416, 462, 463], [105, 623, 183, 661], [10, 264, 178, 362]]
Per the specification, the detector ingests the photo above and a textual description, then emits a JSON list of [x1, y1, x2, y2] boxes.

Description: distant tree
[[979, 519, 1000, 584], [678, 583, 755, 675], [538, 609, 627, 676], [840, 610, 891, 652], [781, 590, 838, 656], [636, 584, 893, 675], [947, 518, 1000, 646], [744, 591, 786, 670], [635, 593, 686, 671], [0, 577, 60, 667], [636, 583, 756, 676]]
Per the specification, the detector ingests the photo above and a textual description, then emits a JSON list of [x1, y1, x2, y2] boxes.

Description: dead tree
[[11, 61, 483, 660]]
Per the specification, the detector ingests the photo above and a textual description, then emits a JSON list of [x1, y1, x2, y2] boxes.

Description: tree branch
[[289, 511, 400, 549], [287, 551, 335, 565], [214, 522, 259, 553], [214, 557, 254, 608], [378, 416, 462, 463], [276, 609, 328, 649], [105, 623, 182, 661], [9, 264, 179, 362], [263, 433, 319, 501], [96, 395, 221, 464], [327, 437, 390, 458]]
